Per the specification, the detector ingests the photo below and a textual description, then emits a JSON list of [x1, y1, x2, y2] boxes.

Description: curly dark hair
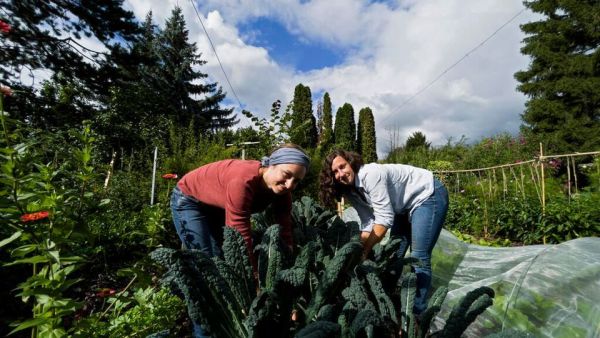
[[319, 149, 364, 209]]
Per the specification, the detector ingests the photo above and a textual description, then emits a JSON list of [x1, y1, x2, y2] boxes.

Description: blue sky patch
[[238, 17, 344, 72]]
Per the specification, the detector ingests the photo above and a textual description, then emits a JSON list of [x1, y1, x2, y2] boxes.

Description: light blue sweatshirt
[[344, 163, 434, 232]]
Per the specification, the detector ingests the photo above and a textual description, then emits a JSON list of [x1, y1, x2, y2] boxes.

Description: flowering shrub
[[0, 115, 101, 336]]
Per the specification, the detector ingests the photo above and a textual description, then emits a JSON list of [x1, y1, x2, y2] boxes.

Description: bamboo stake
[[502, 167, 507, 199], [477, 171, 489, 237], [520, 165, 525, 199], [529, 164, 541, 204], [566, 156, 572, 200], [539, 143, 546, 214], [456, 172, 460, 194], [571, 156, 578, 194], [337, 197, 345, 217], [150, 147, 158, 205], [510, 166, 522, 198], [488, 172, 493, 200], [492, 168, 497, 199], [510, 166, 518, 195]]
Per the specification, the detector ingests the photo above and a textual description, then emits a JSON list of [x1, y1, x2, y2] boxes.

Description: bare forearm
[[361, 224, 388, 258]]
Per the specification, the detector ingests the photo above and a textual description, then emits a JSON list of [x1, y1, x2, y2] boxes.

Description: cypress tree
[[333, 103, 356, 151], [290, 83, 317, 148], [357, 107, 378, 163], [514, 0, 600, 152], [319, 92, 334, 150], [316, 100, 323, 140]]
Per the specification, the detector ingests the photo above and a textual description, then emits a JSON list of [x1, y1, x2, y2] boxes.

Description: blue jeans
[[391, 178, 449, 315], [170, 186, 224, 256], [170, 186, 225, 337]]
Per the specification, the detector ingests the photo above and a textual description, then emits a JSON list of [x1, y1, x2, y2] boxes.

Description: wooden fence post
[[104, 150, 117, 189]]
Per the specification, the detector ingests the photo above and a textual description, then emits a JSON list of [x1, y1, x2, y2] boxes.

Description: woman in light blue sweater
[[319, 149, 449, 315]]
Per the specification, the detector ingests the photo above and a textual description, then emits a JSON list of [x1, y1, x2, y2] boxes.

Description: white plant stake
[[150, 146, 158, 205]]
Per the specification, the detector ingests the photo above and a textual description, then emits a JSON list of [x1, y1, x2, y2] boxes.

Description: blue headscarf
[[261, 147, 310, 168]]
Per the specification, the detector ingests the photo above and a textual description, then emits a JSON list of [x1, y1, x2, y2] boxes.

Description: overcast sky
[[124, 0, 536, 157]]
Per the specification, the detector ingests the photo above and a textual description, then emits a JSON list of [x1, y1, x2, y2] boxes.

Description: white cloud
[[124, 0, 535, 157]]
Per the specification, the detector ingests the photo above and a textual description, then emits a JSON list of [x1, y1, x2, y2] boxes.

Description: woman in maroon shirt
[[170, 144, 310, 266]]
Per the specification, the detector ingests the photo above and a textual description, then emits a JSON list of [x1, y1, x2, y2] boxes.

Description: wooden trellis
[[434, 145, 600, 214]]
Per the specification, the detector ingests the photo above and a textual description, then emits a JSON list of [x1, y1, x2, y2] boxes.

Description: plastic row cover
[[431, 229, 600, 337], [342, 207, 600, 337]]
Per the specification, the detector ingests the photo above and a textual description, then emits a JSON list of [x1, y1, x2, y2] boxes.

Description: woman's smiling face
[[331, 155, 355, 186], [262, 163, 306, 194]]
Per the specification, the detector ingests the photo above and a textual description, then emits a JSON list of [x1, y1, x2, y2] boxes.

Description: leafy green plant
[[73, 286, 185, 337], [241, 100, 293, 154], [0, 113, 100, 336], [149, 197, 495, 338]]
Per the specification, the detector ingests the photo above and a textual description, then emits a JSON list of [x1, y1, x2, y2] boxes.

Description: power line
[[379, 7, 527, 125], [188, 0, 244, 109]]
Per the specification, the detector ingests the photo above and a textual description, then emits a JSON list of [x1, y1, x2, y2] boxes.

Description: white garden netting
[[430, 229, 600, 338], [343, 208, 600, 337]]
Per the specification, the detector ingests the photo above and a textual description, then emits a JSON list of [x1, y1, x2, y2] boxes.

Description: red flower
[[162, 173, 178, 179], [0, 20, 10, 34], [0, 85, 12, 97], [96, 288, 117, 298], [20, 211, 50, 223]]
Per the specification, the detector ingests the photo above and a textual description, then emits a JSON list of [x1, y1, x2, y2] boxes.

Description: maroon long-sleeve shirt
[[177, 159, 293, 263]]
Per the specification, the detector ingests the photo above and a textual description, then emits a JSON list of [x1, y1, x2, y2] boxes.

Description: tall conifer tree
[[157, 6, 236, 133], [290, 83, 317, 148], [319, 92, 334, 150], [333, 103, 356, 151], [357, 107, 378, 162], [515, 0, 600, 152], [99, 11, 167, 150]]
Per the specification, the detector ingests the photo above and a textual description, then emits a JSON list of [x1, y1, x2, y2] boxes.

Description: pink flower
[[162, 173, 178, 179], [0, 20, 10, 34], [20, 211, 50, 223]]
